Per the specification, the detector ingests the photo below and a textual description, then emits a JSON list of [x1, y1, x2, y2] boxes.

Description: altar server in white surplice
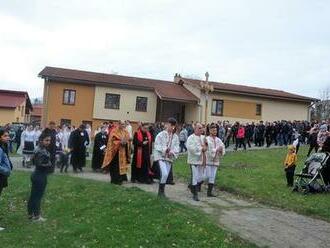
[[153, 118, 179, 197], [205, 123, 225, 197]]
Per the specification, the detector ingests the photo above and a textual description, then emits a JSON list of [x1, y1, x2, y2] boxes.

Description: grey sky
[[0, 0, 329, 99]]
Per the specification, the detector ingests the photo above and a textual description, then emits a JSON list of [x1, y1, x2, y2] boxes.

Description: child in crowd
[[27, 133, 53, 222], [283, 145, 297, 187], [59, 148, 70, 173]]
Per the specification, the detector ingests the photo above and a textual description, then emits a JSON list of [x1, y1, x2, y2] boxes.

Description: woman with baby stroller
[[293, 136, 330, 193]]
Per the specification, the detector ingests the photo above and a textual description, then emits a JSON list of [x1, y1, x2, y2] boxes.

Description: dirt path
[[12, 157, 330, 248]]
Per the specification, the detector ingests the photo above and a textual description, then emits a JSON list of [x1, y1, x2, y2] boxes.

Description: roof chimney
[[174, 73, 182, 84]]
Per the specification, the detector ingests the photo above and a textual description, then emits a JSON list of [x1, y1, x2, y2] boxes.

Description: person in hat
[[317, 124, 330, 149]]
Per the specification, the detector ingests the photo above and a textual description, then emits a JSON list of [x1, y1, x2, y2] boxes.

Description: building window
[[211, 99, 223, 116], [63, 89, 76, 105], [256, 104, 262, 116], [105, 93, 120, 109], [135, 96, 148, 112], [60, 119, 71, 126]]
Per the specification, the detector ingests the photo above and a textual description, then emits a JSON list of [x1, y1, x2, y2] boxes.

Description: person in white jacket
[[186, 123, 207, 201], [205, 124, 225, 197], [20, 125, 36, 167], [153, 118, 179, 197], [61, 125, 71, 151]]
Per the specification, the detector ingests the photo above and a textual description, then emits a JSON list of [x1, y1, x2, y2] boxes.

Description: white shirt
[[56, 131, 64, 149], [126, 125, 133, 139], [22, 130, 35, 143], [187, 134, 205, 165], [205, 135, 225, 166], [34, 130, 42, 142], [153, 130, 180, 163], [62, 129, 71, 150]]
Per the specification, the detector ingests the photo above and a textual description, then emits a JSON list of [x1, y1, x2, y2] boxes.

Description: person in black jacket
[[321, 136, 330, 185], [27, 133, 53, 222], [0, 129, 13, 231], [41, 121, 57, 170], [91, 126, 108, 172], [69, 124, 89, 173], [307, 125, 319, 157], [265, 122, 274, 147]]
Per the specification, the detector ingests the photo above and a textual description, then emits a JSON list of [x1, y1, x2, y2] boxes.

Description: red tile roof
[[0, 90, 33, 109], [31, 104, 43, 116], [39, 67, 199, 103], [180, 77, 316, 103]]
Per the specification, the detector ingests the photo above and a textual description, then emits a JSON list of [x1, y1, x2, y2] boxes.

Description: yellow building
[[39, 66, 316, 131], [0, 89, 33, 126]]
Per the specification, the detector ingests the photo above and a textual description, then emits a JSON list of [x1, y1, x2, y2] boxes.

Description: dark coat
[[69, 129, 89, 168], [91, 132, 108, 170]]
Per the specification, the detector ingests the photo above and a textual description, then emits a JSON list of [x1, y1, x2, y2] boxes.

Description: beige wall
[[13, 101, 29, 123], [0, 100, 30, 125], [184, 103, 200, 123], [262, 100, 309, 121], [0, 108, 15, 125], [206, 92, 310, 123], [93, 86, 157, 123]]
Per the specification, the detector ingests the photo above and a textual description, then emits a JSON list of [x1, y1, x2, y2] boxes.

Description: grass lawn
[[0, 172, 254, 248], [174, 146, 330, 222]]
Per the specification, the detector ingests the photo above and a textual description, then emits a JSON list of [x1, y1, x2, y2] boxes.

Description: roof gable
[[0, 89, 33, 110], [180, 77, 316, 103], [39, 66, 199, 103]]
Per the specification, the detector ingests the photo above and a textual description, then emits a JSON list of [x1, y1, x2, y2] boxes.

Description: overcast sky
[[0, 0, 329, 99]]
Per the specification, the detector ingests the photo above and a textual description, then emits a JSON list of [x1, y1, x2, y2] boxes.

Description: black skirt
[[23, 141, 35, 155]]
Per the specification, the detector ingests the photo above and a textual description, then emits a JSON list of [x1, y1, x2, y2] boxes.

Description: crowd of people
[[0, 118, 330, 229]]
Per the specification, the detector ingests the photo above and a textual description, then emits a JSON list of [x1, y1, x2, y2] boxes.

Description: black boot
[[192, 185, 200, 201], [207, 184, 216, 197], [158, 183, 166, 197], [188, 183, 193, 194], [197, 181, 203, 192]]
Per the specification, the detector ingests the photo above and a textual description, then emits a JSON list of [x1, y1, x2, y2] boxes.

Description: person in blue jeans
[[0, 128, 13, 231], [27, 133, 53, 222]]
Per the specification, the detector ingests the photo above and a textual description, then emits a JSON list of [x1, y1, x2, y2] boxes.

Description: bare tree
[[315, 86, 330, 120]]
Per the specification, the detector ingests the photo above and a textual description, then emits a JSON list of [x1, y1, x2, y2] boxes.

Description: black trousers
[[307, 144, 319, 157], [27, 171, 48, 217], [285, 166, 296, 186], [180, 141, 187, 152], [109, 154, 128, 184], [235, 138, 246, 150], [266, 136, 272, 147], [246, 137, 252, 148]]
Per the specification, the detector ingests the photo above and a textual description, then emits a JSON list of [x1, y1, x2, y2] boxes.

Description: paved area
[[11, 154, 330, 248]]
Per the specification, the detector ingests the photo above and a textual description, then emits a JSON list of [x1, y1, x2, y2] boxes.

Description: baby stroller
[[293, 152, 330, 193]]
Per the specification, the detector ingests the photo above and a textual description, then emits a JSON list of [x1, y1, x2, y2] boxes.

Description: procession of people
[[0, 117, 330, 230]]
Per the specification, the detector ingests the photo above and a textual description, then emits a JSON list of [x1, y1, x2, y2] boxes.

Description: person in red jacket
[[234, 124, 246, 151]]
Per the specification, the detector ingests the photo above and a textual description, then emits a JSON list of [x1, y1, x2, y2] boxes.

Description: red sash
[[136, 129, 152, 169]]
